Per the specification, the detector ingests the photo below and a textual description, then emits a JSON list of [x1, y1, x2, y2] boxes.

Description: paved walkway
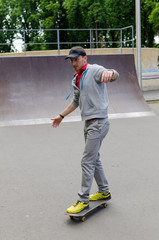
[[0, 101, 159, 240]]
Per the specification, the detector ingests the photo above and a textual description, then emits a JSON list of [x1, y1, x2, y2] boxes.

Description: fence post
[[90, 29, 92, 55], [136, 0, 142, 89], [23, 29, 26, 56], [132, 25, 134, 54], [57, 29, 60, 56], [119, 28, 122, 54]]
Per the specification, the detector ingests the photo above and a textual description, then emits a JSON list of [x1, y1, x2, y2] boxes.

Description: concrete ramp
[[0, 54, 153, 126]]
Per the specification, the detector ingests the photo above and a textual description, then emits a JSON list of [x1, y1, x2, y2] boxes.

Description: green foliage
[[11, 0, 42, 50], [149, 1, 159, 33], [80, 0, 107, 28], [0, 0, 15, 52], [140, 0, 156, 47], [0, 0, 158, 52], [40, 0, 68, 49]]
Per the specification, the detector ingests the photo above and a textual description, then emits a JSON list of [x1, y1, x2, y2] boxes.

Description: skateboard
[[65, 200, 107, 222]]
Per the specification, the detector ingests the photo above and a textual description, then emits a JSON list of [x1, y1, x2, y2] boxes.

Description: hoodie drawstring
[[66, 87, 73, 100], [66, 68, 88, 100], [80, 68, 88, 90]]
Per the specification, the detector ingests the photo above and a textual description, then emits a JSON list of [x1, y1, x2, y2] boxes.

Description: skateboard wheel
[[81, 216, 86, 222], [70, 216, 74, 220], [103, 203, 107, 208]]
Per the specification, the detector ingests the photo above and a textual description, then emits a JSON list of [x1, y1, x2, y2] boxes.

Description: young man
[[51, 46, 119, 213]]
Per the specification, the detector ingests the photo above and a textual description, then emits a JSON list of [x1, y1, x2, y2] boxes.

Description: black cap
[[65, 49, 86, 60]]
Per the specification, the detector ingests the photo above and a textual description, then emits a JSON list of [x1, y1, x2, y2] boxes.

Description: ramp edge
[[0, 111, 155, 127]]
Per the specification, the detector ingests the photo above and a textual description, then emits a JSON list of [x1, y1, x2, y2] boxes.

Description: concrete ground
[[0, 101, 159, 240], [143, 89, 159, 101]]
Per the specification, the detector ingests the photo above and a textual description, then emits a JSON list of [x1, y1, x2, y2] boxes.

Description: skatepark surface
[[0, 55, 159, 239], [0, 100, 159, 240]]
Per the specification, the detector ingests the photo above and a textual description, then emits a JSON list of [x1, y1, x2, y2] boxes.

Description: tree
[[148, 1, 159, 36], [0, 0, 15, 52], [103, 0, 135, 47], [10, 0, 42, 51], [141, 0, 156, 47], [40, 0, 68, 50], [63, 0, 90, 48], [80, 0, 108, 47], [64, 0, 135, 48], [0, 0, 159, 52]]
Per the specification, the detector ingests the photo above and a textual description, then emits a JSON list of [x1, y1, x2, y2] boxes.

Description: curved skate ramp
[[0, 54, 154, 126]]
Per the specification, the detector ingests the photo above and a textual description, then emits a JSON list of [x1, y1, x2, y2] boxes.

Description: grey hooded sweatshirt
[[71, 63, 118, 121]]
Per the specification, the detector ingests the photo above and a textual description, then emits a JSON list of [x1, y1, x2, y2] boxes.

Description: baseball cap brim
[[65, 49, 86, 60]]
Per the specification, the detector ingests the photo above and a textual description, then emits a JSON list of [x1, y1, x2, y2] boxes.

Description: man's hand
[[51, 115, 63, 128], [101, 71, 113, 83], [51, 103, 77, 128]]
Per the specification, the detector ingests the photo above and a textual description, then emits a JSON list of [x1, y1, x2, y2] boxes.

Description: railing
[[0, 26, 134, 55]]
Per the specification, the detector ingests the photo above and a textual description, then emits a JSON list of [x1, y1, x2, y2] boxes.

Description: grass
[[147, 100, 159, 104]]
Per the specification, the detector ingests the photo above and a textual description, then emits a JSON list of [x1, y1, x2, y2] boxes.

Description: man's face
[[70, 55, 87, 72]]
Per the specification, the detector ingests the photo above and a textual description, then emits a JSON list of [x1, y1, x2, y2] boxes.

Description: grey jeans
[[78, 118, 110, 202]]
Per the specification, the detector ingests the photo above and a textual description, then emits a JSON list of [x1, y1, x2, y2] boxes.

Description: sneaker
[[66, 200, 89, 213], [89, 191, 111, 201]]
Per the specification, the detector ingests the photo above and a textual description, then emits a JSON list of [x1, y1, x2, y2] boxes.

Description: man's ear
[[84, 56, 87, 61]]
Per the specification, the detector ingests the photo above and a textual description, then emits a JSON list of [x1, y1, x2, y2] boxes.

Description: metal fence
[[0, 25, 134, 55]]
